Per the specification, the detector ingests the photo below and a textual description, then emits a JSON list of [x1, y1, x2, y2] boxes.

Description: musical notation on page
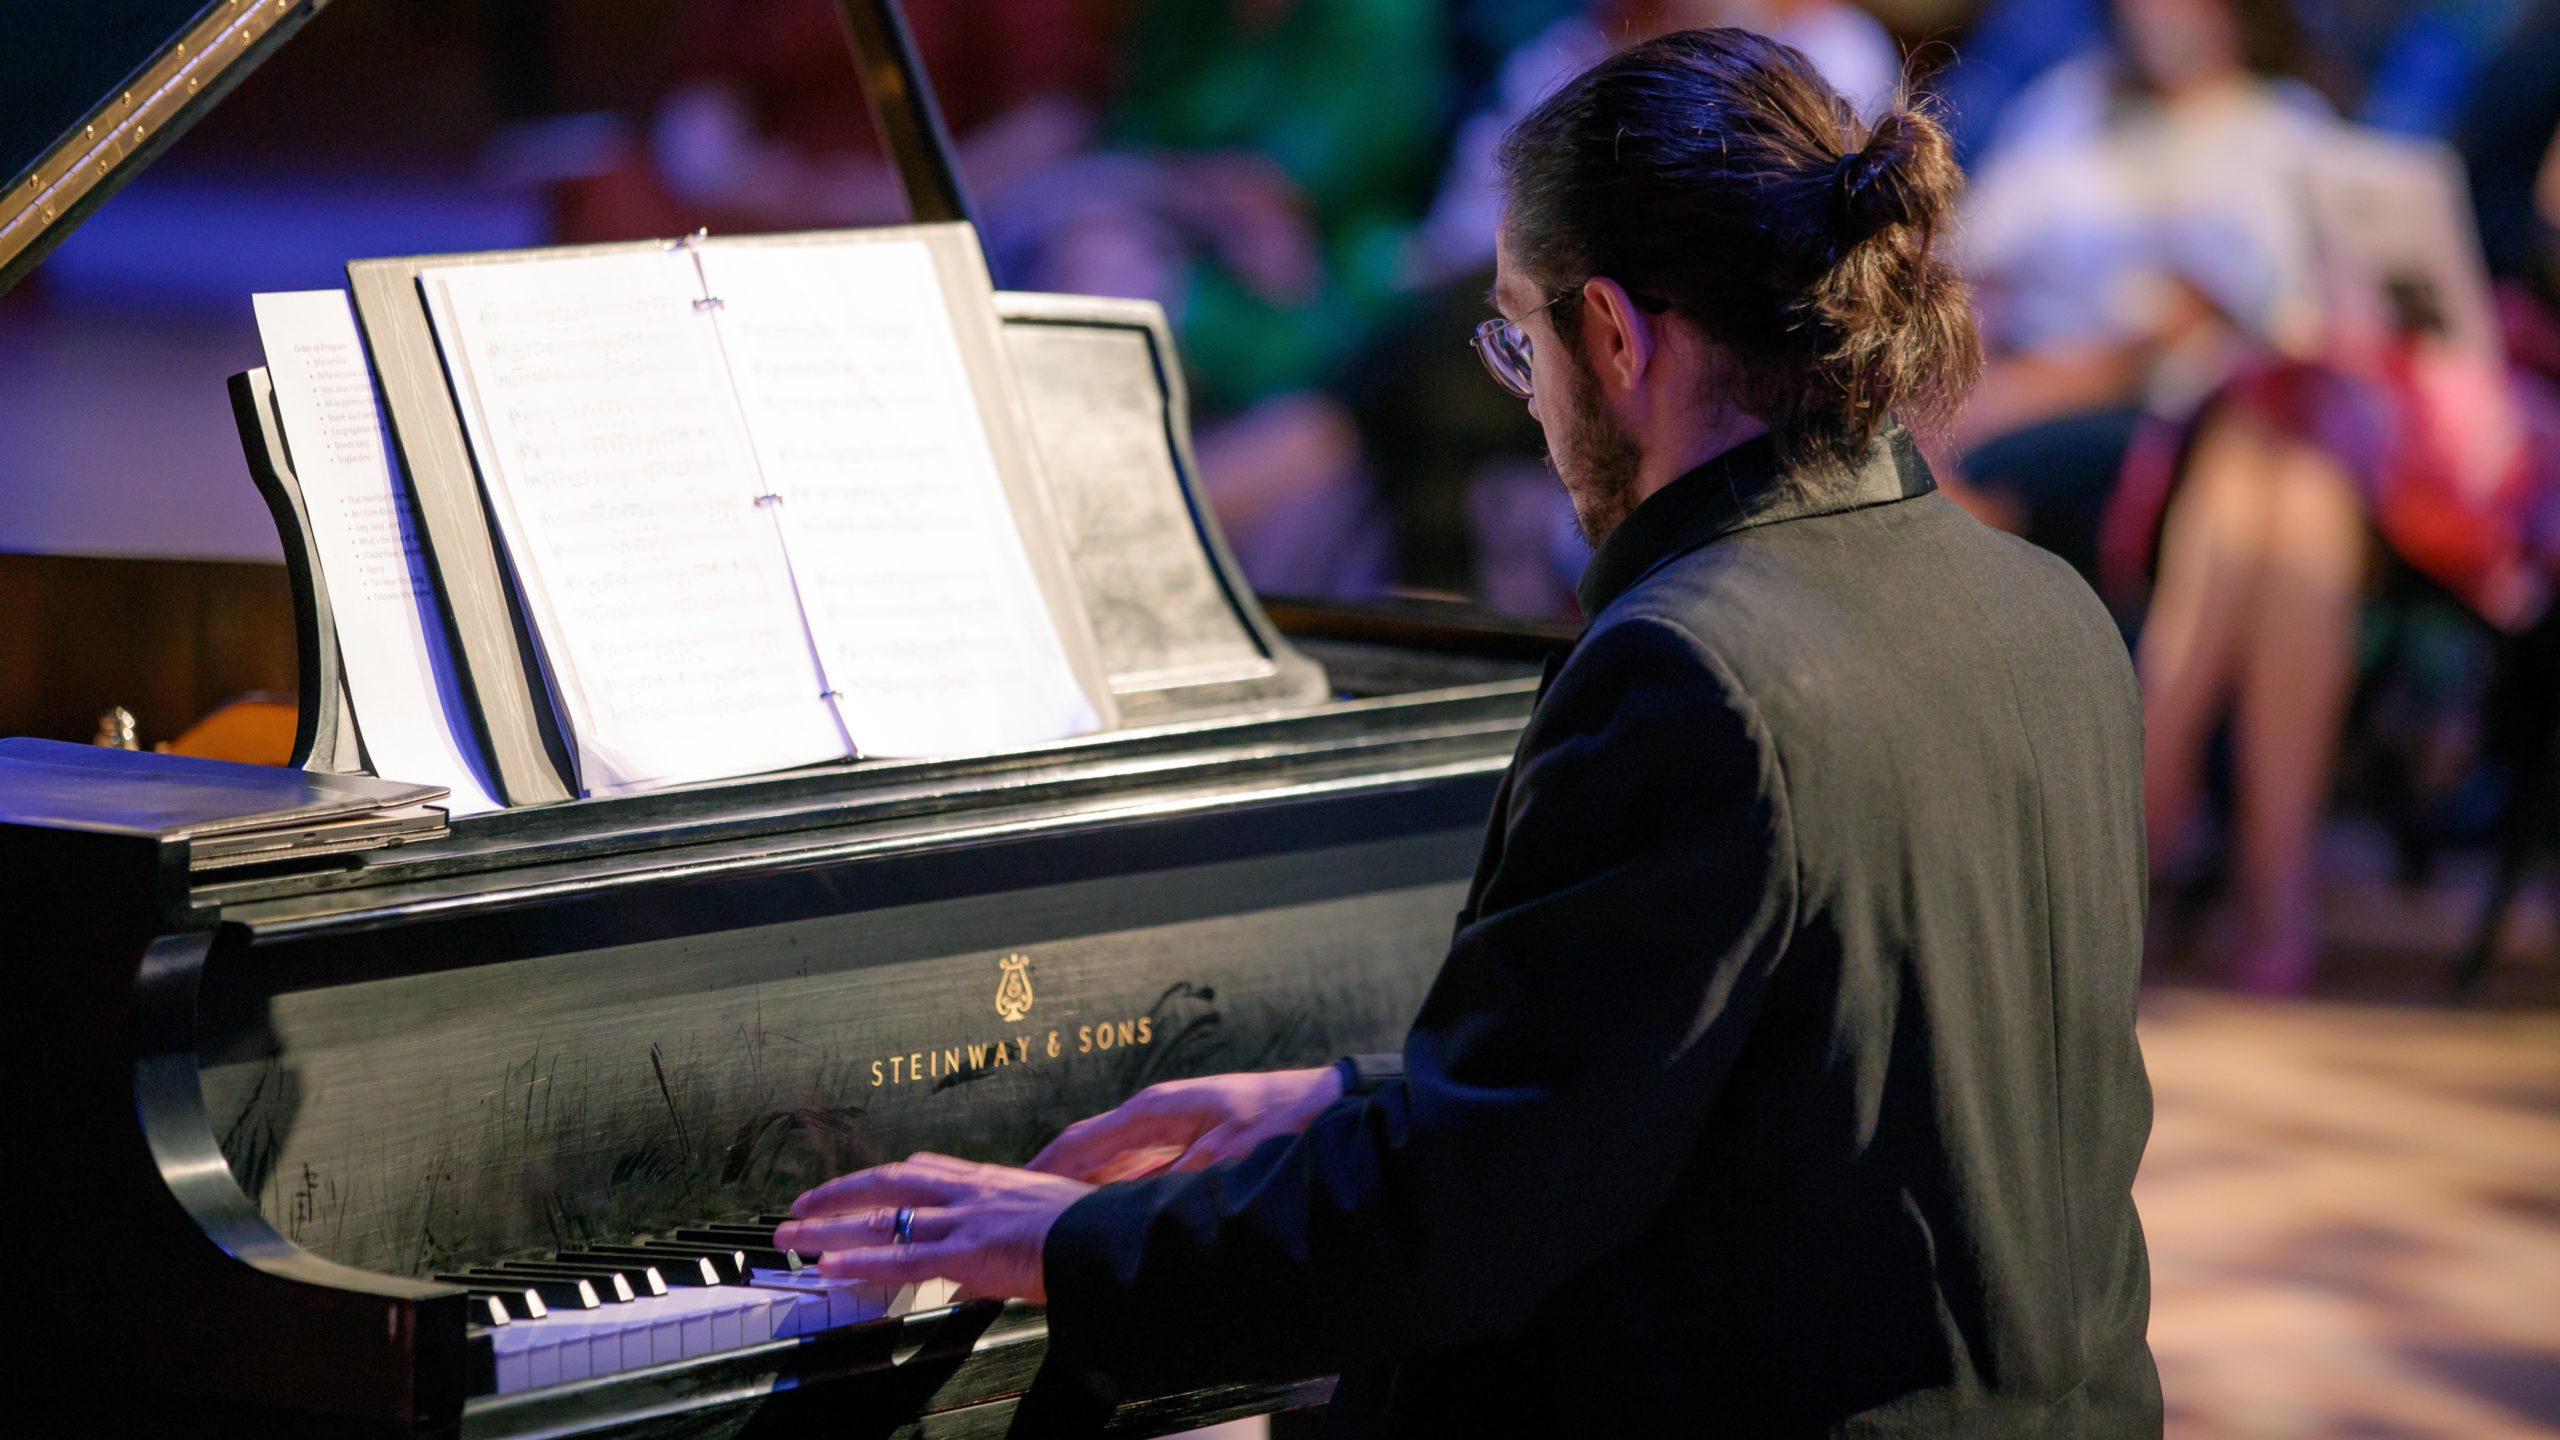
[[421, 251, 846, 793], [253, 290, 499, 813], [413, 232, 1113, 795], [694, 238, 1102, 757]]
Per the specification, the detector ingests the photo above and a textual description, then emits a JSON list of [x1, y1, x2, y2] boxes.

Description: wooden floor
[[2139, 940, 2560, 1437]]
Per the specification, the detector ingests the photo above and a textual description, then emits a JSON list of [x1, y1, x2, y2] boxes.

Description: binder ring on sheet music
[[668, 250, 857, 757], [674, 231, 725, 309]]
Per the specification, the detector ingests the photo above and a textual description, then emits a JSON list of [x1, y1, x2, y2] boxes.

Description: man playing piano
[[777, 29, 2161, 1437]]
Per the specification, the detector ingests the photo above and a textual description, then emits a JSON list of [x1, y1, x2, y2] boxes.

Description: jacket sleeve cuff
[[1334, 1052, 1404, 1097], [1034, 1183, 1143, 1415]]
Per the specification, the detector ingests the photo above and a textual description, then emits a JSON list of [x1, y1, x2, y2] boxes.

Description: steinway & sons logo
[[864, 950, 1156, 1088], [995, 952, 1035, 1022]]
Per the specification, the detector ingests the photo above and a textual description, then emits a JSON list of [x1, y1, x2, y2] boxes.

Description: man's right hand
[[1027, 1067, 1345, 1183]]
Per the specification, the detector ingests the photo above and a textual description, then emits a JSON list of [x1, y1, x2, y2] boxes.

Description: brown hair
[[1497, 28, 1980, 464]]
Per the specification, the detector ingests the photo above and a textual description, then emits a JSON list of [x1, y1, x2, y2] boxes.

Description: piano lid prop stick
[[830, 0, 987, 263]]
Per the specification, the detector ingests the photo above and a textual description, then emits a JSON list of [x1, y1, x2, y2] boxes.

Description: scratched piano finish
[[200, 825, 1477, 1280]]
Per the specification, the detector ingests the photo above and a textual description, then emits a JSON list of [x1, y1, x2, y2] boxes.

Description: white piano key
[[838, 1271, 888, 1313], [580, 1327, 622, 1380], [614, 1317, 651, 1372], [483, 1268, 870, 1394], [648, 1314, 684, 1367], [769, 1290, 827, 1339], [746, 1269, 835, 1337], [895, 1279, 960, 1312], [708, 1300, 741, 1353], [555, 1331, 590, 1383], [747, 1267, 958, 1331]]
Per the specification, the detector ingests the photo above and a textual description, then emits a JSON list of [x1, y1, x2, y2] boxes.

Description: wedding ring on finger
[[892, 1206, 915, 1244]]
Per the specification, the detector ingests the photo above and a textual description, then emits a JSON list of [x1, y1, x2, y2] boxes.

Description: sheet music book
[[2301, 131, 2505, 368], [2299, 130, 2531, 513], [414, 233, 1112, 795], [252, 290, 501, 814]]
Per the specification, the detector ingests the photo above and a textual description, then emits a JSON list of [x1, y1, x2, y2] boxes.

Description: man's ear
[[1575, 277, 1656, 400]]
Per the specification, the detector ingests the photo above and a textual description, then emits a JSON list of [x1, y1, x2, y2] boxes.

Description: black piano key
[[462, 1267, 612, 1309], [551, 1257, 669, 1298], [479, 1262, 639, 1303], [445, 1271, 601, 1311], [691, 1221, 816, 1253], [435, 1278, 556, 1319], [695, 1221, 796, 1239], [681, 1225, 797, 1252], [670, 1229, 804, 1270], [467, 1293, 511, 1326], [732, 1218, 820, 1266], [603, 1236, 747, 1276], [623, 1237, 754, 1278], [512, 1250, 665, 1296], [559, 1247, 723, 1286], [448, 1281, 547, 1322], [546, 1256, 669, 1297]]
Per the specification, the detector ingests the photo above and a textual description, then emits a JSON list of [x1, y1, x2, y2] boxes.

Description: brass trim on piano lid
[[0, 0, 313, 291]]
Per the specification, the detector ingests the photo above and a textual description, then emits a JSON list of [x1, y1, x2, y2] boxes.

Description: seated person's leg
[[2139, 407, 2282, 881], [2226, 429, 2370, 991]]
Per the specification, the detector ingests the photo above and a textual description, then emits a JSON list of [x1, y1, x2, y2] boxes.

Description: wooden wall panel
[[0, 552, 294, 747]]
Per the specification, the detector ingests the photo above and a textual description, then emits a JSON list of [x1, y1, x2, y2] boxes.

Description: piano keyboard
[[460, 1218, 958, 1395]]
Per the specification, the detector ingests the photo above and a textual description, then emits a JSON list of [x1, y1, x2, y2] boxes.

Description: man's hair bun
[[1827, 110, 1940, 248], [1497, 30, 1980, 460]]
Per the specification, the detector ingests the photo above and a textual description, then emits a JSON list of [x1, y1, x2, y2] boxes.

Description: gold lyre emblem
[[994, 953, 1036, 1023]]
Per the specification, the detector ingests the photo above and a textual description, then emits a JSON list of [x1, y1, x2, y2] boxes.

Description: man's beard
[[1549, 357, 1644, 546]]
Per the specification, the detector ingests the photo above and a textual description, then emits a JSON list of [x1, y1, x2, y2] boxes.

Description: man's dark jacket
[[1040, 433, 2161, 1436]]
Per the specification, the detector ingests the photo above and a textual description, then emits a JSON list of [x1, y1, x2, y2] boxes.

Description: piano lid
[[0, 2, 985, 300], [0, 0, 327, 299]]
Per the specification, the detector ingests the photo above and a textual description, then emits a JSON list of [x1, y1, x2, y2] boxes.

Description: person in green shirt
[[1080, 0, 1454, 412]]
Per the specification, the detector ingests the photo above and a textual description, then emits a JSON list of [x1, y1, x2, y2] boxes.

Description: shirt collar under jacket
[[1576, 426, 1939, 618]]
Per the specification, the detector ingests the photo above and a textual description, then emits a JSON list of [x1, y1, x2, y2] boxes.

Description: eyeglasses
[[1471, 290, 1574, 400], [1471, 286, 1670, 400]]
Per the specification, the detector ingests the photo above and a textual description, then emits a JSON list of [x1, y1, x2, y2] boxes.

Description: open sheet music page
[[421, 251, 849, 793], [694, 238, 1105, 757], [2303, 133, 2507, 363], [253, 290, 499, 814]]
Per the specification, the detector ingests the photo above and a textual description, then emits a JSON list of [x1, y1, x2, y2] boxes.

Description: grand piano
[[4, 3, 1559, 1435]]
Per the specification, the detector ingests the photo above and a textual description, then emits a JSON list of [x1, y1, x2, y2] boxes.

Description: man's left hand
[[774, 1153, 1094, 1303]]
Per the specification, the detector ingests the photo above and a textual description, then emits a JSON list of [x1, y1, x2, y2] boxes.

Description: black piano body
[[3, 3, 1568, 1433], [13, 637, 1543, 1437]]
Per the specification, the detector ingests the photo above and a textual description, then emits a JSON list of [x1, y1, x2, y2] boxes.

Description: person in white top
[[1957, 0, 2343, 446], [1960, 0, 2560, 993]]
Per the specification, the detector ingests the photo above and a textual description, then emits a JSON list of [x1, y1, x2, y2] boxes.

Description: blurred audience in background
[[596, 0, 1917, 603], [559, 0, 1122, 239], [4, 0, 2554, 994], [993, 0, 1458, 595], [1957, 0, 2560, 991]]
